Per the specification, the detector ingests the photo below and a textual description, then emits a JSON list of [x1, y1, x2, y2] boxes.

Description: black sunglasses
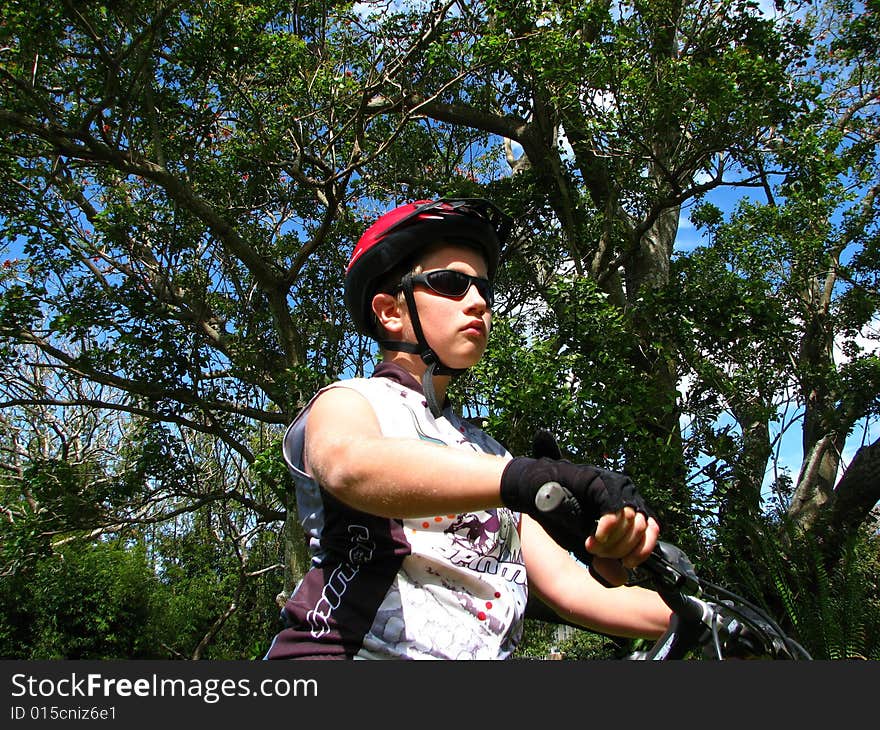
[[401, 269, 494, 308], [383, 198, 512, 243]]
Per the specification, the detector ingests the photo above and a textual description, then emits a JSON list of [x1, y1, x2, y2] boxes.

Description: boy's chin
[[445, 350, 485, 371]]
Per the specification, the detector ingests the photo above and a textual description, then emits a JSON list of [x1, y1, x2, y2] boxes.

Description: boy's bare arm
[[521, 515, 671, 639], [304, 386, 508, 518], [305, 385, 659, 568]]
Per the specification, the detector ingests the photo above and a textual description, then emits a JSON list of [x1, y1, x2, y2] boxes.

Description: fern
[[745, 521, 880, 660]]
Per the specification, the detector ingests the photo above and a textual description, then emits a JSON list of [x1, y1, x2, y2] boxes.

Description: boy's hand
[[587, 506, 660, 586], [499, 456, 658, 568]]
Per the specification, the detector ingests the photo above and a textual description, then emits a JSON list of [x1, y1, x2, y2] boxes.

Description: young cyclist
[[265, 198, 671, 660]]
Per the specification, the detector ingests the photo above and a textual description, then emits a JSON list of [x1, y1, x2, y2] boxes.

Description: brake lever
[[629, 541, 701, 596]]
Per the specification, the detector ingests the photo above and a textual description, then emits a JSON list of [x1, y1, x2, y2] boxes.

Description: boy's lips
[[461, 319, 487, 336]]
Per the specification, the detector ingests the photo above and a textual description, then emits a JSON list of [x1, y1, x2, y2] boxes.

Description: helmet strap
[[378, 279, 463, 418]]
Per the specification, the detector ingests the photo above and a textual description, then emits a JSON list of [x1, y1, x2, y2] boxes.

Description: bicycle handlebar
[[627, 540, 811, 660], [534, 481, 812, 660]]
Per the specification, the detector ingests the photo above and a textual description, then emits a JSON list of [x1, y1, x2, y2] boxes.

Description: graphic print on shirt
[[435, 507, 526, 587], [405, 405, 446, 445], [446, 511, 500, 552], [368, 505, 525, 659], [305, 523, 376, 639]]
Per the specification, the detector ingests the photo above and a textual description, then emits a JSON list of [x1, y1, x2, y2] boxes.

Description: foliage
[[0, 540, 158, 659], [145, 511, 282, 660], [727, 519, 880, 661], [0, 511, 282, 659], [514, 618, 623, 660], [0, 0, 878, 659], [0, 387, 283, 658]]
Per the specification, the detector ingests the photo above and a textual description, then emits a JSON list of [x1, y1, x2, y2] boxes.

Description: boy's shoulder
[[301, 375, 422, 416], [327, 374, 410, 398]]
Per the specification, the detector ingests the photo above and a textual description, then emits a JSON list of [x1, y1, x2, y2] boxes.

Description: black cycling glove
[[500, 455, 654, 565]]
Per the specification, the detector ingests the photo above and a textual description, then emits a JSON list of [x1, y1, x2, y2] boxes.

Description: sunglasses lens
[[425, 271, 493, 307], [426, 270, 469, 296]]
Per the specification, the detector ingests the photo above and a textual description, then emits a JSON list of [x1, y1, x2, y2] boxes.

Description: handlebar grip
[[534, 481, 617, 585], [537, 486, 701, 596], [534, 481, 576, 514]]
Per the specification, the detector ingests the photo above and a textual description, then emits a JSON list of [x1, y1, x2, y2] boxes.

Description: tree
[[686, 3, 880, 560], [0, 1, 514, 655], [1, 0, 878, 658]]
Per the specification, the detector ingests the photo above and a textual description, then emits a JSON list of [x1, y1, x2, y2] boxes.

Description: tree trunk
[[623, 205, 692, 523], [823, 437, 880, 558], [787, 273, 841, 531], [278, 494, 311, 605], [788, 435, 839, 531]]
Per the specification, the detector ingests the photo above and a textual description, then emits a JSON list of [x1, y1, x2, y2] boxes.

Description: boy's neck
[[378, 351, 451, 404]]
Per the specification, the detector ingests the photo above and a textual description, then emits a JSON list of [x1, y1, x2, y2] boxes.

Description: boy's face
[[404, 243, 492, 370]]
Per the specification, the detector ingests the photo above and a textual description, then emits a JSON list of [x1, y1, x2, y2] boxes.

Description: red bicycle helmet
[[344, 198, 511, 338]]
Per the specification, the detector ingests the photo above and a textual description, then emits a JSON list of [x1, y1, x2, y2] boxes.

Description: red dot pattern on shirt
[[408, 517, 509, 625]]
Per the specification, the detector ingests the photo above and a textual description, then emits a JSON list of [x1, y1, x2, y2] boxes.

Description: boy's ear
[[371, 292, 405, 335]]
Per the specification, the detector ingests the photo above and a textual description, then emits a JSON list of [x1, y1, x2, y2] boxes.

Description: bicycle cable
[[697, 576, 813, 660]]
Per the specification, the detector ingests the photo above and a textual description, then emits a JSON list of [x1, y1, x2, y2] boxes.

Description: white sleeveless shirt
[[265, 365, 528, 660]]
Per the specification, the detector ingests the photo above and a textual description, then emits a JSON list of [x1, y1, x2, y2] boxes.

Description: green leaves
[[0, 0, 877, 659], [0, 541, 158, 659], [747, 523, 880, 660]]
